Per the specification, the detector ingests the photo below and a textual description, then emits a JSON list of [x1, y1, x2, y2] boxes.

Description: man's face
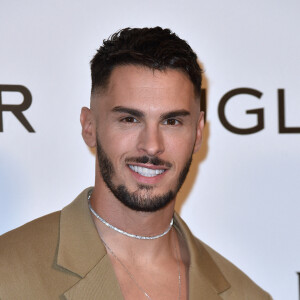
[[90, 65, 204, 212]]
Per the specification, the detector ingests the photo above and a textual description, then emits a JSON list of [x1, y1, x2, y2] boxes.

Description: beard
[[96, 138, 193, 212]]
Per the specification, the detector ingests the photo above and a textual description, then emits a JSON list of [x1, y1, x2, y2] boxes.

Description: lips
[[128, 165, 165, 177]]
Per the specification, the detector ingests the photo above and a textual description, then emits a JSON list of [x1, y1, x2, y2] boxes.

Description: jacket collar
[[57, 187, 106, 277], [173, 215, 231, 299], [56, 187, 230, 299]]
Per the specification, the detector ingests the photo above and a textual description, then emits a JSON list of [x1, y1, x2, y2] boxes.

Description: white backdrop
[[1, 1, 299, 299]]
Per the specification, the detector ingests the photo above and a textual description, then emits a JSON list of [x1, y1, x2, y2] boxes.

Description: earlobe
[[80, 107, 96, 148], [193, 111, 205, 153]]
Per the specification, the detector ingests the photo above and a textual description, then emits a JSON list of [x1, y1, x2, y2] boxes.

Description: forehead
[[98, 65, 196, 111]]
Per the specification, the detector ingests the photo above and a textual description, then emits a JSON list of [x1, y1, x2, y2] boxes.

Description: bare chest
[[109, 255, 188, 300]]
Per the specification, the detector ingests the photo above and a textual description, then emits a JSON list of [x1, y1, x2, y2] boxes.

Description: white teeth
[[129, 165, 165, 177]]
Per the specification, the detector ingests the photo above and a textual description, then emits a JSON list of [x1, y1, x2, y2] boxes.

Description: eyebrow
[[160, 110, 190, 121]]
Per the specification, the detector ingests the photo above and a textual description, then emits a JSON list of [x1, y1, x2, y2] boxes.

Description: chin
[[112, 184, 176, 212]]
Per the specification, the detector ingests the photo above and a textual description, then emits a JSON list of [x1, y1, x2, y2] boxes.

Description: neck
[[88, 190, 174, 240], [90, 184, 176, 260]]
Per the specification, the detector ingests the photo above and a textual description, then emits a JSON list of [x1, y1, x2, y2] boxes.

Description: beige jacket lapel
[[174, 214, 231, 300], [55, 187, 124, 300], [63, 256, 124, 299], [54, 188, 231, 299]]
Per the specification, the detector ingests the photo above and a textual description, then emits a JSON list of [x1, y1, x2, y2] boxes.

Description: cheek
[[163, 136, 195, 176], [101, 130, 139, 165], [165, 130, 196, 155], [112, 130, 139, 149]]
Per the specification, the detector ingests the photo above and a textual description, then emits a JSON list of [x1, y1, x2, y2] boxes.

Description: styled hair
[[90, 27, 202, 98]]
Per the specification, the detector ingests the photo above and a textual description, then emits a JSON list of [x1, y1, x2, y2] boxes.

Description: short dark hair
[[90, 27, 202, 98]]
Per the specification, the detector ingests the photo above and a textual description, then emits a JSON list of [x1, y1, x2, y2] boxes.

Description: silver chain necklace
[[99, 229, 181, 300], [88, 190, 173, 240]]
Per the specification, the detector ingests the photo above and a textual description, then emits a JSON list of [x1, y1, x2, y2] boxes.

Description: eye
[[163, 118, 180, 126], [121, 116, 138, 123]]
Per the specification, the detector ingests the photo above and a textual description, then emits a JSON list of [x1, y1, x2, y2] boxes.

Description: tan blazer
[[0, 188, 271, 300]]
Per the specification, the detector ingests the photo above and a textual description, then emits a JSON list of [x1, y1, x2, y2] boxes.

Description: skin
[[80, 65, 204, 300]]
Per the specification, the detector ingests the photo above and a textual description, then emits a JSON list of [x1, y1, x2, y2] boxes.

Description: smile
[[128, 165, 166, 177]]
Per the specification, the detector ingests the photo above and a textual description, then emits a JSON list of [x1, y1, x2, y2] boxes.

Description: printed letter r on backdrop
[[0, 84, 35, 132]]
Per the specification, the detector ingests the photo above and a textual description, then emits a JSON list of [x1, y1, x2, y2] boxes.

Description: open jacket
[[0, 188, 271, 300]]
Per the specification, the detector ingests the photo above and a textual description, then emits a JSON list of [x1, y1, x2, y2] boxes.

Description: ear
[[80, 107, 96, 148], [193, 111, 205, 153]]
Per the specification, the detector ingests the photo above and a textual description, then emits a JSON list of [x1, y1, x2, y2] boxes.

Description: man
[[0, 27, 271, 299]]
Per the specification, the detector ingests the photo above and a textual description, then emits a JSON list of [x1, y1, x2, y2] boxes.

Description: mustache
[[125, 156, 172, 168]]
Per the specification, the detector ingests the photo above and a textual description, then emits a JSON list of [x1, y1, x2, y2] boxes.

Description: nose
[[137, 124, 165, 156]]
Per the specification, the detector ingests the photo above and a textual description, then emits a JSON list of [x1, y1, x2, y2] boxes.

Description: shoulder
[[0, 211, 61, 280], [195, 239, 272, 299], [0, 211, 60, 248]]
